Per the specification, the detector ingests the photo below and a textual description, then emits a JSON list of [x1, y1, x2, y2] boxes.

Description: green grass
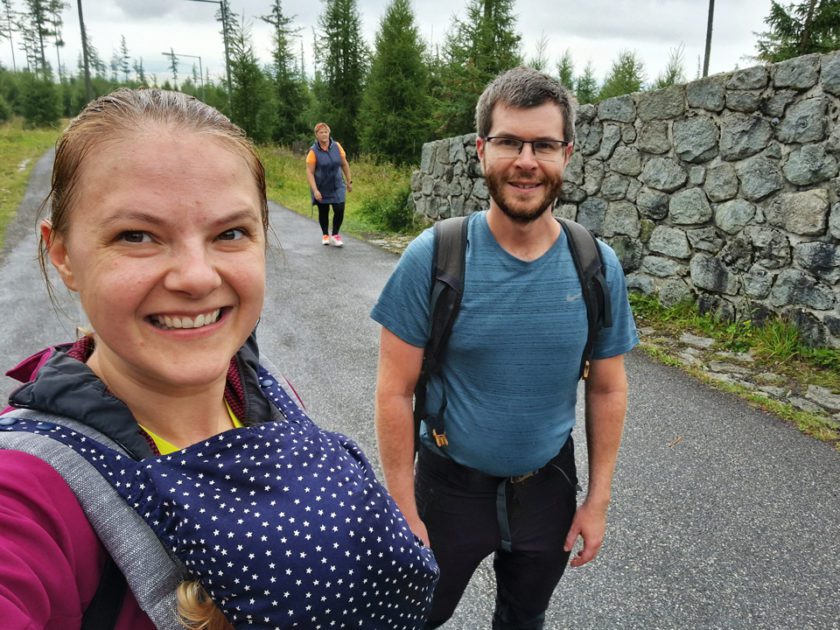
[[258, 145, 422, 238], [0, 118, 61, 250], [630, 292, 840, 449]]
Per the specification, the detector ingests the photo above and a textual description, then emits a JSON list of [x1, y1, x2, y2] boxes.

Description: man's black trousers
[[416, 438, 578, 630]]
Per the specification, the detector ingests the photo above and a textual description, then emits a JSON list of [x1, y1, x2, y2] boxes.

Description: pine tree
[[556, 49, 574, 90], [755, 0, 840, 62], [358, 0, 432, 164], [598, 50, 645, 100], [21, 0, 51, 76], [574, 61, 599, 104], [313, 0, 368, 153], [261, 0, 308, 144], [653, 44, 685, 89], [119, 35, 130, 83], [227, 16, 274, 143], [434, 0, 522, 136], [528, 33, 550, 72]]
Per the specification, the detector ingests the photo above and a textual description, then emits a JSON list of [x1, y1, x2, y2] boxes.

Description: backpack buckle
[[432, 429, 449, 447]]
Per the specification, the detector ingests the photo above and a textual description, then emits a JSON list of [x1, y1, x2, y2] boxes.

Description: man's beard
[[484, 168, 565, 225]]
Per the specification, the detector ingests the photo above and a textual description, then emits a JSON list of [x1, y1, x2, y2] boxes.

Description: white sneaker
[[331, 234, 344, 247]]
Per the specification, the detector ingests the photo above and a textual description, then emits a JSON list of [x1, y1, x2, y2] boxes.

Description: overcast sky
[[0, 0, 774, 87]]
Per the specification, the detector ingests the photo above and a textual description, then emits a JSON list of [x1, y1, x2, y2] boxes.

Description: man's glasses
[[483, 136, 571, 162]]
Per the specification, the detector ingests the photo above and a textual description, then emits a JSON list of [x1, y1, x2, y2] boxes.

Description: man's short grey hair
[[475, 66, 576, 143]]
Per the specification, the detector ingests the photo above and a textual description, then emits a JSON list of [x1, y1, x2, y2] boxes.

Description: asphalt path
[[2, 151, 839, 629]]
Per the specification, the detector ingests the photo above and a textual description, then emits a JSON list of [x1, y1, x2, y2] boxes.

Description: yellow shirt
[[140, 402, 243, 455]]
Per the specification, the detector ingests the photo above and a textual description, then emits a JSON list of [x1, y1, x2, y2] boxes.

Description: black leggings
[[317, 202, 345, 235]]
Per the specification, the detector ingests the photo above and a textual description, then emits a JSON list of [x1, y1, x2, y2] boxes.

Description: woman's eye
[[218, 228, 246, 241], [119, 231, 152, 244]]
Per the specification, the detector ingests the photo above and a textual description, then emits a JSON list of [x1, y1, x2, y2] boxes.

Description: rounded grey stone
[[766, 189, 829, 236], [648, 226, 691, 259], [640, 157, 687, 192], [782, 143, 839, 186], [726, 90, 761, 113], [776, 97, 827, 144], [690, 253, 739, 295], [603, 201, 640, 237], [705, 163, 739, 202], [720, 113, 773, 161], [610, 146, 642, 176], [743, 265, 774, 299], [674, 117, 719, 163], [669, 188, 713, 225], [773, 54, 820, 90], [637, 85, 685, 121], [726, 65, 769, 90], [659, 278, 695, 307], [715, 199, 756, 234], [686, 75, 725, 111], [821, 51, 840, 96], [637, 121, 671, 154], [636, 187, 669, 220], [735, 155, 784, 201], [597, 94, 636, 122]]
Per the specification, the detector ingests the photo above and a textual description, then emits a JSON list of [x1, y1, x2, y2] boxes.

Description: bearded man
[[371, 66, 639, 629]]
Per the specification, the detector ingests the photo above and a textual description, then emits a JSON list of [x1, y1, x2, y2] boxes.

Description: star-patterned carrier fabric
[[2, 366, 438, 629]]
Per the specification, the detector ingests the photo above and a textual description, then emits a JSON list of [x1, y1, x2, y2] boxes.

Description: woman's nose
[[163, 245, 223, 296]]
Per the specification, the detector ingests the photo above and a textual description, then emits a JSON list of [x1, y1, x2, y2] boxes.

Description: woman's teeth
[[153, 309, 221, 330]]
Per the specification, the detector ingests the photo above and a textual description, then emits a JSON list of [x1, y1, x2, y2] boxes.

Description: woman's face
[[43, 126, 266, 396], [315, 126, 330, 144]]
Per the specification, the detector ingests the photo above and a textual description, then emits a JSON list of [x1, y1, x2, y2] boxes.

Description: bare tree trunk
[[76, 0, 92, 102]]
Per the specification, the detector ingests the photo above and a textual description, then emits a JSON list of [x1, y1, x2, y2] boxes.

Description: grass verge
[[630, 292, 840, 450], [0, 118, 60, 250]]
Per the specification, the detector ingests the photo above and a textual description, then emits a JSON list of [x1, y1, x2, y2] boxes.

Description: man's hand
[[563, 498, 607, 567]]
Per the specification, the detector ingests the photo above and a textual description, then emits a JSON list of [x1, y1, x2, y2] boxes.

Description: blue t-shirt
[[371, 211, 639, 476]]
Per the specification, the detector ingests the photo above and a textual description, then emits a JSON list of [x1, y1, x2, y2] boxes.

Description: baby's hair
[[176, 580, 233, 630]]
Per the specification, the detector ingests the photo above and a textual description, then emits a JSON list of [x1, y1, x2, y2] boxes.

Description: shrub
[[359, 183, 415, 233]]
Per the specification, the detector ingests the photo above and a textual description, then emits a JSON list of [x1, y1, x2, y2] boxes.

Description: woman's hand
[[346, 181, 353, 193], [313, 189, 323, 202]]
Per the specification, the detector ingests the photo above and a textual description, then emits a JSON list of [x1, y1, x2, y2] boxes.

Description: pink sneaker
[[322, 234, 330, 246], [331, 234, 344, 247]]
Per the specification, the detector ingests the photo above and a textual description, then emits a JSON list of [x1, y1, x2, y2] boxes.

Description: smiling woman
[[0, 88, 437, 630]]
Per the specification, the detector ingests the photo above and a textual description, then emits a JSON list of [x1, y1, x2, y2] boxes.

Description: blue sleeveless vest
[[311, 140, 346, 205]]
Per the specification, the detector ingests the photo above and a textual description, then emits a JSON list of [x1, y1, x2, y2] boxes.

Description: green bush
[[358, 183, 415, 233], [0, 95, 11, 123], [20, 74, 61, 127]]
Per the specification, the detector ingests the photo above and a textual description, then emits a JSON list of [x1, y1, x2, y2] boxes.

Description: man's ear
[[40, 220, 77, 291], [475, 136, 486, 161]]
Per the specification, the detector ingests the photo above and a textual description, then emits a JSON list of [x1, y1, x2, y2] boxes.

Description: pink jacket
[[0, 450, 154, 629]]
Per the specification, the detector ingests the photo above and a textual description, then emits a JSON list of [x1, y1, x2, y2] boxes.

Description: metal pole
[[702, 0, 715, 77]]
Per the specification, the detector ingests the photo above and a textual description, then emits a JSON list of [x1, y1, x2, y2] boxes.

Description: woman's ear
[[41, 220, 77, 291]]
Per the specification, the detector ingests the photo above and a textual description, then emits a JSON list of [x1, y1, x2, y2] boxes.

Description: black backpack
[[414, 215, 613, 451]]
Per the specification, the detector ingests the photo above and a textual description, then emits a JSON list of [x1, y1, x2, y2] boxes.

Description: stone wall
[[410, 52, 840, 348]]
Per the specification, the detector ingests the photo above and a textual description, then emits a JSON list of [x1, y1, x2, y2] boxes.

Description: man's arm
[[564, 353, 628, 567], [374, 326, 428, 545]]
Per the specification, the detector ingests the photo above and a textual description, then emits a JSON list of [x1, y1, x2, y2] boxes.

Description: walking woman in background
[[306, 122, 352, 247], [0, 89, 436, 629]]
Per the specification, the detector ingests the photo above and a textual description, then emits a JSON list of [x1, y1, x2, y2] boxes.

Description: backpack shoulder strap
[[558, 218, 613, 380], [0, 410, 184, 629], [413, 216, 469, 450]]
